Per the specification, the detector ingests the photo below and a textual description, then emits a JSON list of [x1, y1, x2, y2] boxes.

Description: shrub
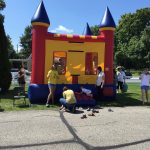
[[0, 15, 12, 93]]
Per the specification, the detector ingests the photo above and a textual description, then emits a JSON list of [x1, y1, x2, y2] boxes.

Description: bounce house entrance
[[67, 51, 84, 74], [67, 51, 84, 84]]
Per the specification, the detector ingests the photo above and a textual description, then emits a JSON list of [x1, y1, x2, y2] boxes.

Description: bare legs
[[145, 90, 149, 103], [141, 89, 149, 105], [46, 86, 56, 106]]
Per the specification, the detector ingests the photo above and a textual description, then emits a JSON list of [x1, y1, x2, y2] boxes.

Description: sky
[[2, 0, 150, 51]]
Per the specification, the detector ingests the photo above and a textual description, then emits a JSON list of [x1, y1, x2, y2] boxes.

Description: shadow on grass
[[0, 88, 29, 99], [0, 89, 16, 99], [99, 92, 150, 107], [17, 105, 30, 108], [0, 108, 5, 112], [1, 86, 150, 111]]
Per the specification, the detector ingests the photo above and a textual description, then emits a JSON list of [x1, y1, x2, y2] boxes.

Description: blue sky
[[2, 0, 150, 51]]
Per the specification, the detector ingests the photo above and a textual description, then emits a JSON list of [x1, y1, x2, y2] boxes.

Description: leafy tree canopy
[[0, 0, 6, 11], [7, 35, 18, 59], [91, 25, 99, 36], [19, 25, 32, 58], [115, 8, 150, 69], [91, 8, 150, 69]]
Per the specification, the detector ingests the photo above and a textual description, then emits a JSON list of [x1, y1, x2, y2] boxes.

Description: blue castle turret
[[99, 7, 116, 29], [31, 1, 50, 26], [84, 23, 93, 35]]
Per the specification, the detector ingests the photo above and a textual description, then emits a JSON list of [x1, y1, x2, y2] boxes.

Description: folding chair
[[13, 86, 27, 106]]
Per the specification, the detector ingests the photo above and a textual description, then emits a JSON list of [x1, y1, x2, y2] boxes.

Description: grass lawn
[[0, 84, 59, 112], [100, 83, 150, 107], [0, 83, 149, 112]]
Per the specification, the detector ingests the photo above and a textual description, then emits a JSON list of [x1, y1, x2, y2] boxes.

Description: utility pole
[[16, 44, 18, 53]]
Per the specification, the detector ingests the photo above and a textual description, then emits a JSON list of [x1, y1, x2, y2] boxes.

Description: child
[[80, 86, 93, 97]]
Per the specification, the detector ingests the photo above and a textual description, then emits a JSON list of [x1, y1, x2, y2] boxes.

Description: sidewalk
[[0, 107, 150, 150]]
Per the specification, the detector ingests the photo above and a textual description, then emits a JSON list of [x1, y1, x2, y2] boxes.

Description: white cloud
[[50, 25, 74, 34]]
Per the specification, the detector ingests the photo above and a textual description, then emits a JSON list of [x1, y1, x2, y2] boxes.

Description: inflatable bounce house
[[28, 1, 116, 105]]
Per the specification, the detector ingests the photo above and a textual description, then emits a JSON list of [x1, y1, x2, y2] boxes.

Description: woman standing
[[116, 66, 126, 93], [96, 66, 105, 100], [139, 69, 150, 105], [46, 65, 59, 106]]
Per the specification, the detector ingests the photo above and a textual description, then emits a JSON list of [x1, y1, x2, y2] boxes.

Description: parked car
[[125, 71, 132, 79], [11, 68, 19, 80]]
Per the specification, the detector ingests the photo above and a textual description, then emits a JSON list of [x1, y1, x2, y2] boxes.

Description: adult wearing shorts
[[46, 65, 59, 106], [139, 69, 150, 105]]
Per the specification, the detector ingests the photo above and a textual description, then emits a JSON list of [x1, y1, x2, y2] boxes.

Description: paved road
[[0, 107, 150, 150], [126, 77, 140, 83]]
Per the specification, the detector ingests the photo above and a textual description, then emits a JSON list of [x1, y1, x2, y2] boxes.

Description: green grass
[[100, 83, 150, 107], [131, 72, 141, 77], [0, 85, 59, 112], [0, 83, 150, 111]]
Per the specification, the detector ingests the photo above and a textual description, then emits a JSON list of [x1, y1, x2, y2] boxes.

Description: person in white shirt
[[116, 67, 126, 93], [80, 86, 93, 97], [96, 66, 105, 100], [139, 69, 150, 105]]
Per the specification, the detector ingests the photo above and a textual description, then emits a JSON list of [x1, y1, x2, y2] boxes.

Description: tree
[[19, 25, 32, 58], [0, 1, 12, 92], [91, 25, 99, 36], [90, 8, 150, 70], [0, 0, 6, 10], [7, 35, 18, 59], [115, 8, 150, 69]]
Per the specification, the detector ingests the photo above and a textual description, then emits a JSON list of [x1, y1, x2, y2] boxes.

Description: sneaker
[[81, 114, 87, 119], [92, 109, 99, 113], [88, 112, 95, 116], [108, 108, 113, 112], [46, 103, 49, 107], [87, 107, 91, 111]]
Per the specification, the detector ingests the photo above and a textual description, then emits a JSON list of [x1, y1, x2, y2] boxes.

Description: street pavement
[[126, 77, 140, 83], [0, 107, 150, 150]]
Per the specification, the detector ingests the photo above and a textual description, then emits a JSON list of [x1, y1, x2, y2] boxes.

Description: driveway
[[0, 107, 150, 150]]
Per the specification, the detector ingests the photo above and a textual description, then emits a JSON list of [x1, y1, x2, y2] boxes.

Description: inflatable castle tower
[[28, 1, 116, 104]]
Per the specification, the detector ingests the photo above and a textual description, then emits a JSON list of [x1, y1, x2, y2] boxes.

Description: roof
[[99, 7, 116, 28], [31, 1, 50, 25]]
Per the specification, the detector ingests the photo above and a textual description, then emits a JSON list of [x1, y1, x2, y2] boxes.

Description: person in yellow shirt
[[59, 86, 76, 113], [46, 65, 59, 107]]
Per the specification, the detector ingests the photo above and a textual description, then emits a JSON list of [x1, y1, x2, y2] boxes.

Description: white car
[[11, 68, 19, 81]]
